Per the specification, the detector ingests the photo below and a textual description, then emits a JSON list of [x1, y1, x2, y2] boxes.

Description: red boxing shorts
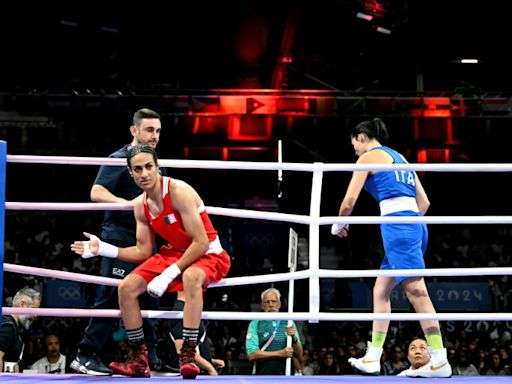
[[132, 246, 231, 291]]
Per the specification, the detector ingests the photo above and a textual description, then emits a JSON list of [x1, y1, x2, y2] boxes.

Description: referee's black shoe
[[150, 359, 180, 374]]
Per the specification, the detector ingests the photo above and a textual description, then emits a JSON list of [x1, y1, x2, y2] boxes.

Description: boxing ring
[[2, 141, 512, 381], [1, 373, 511, 383]]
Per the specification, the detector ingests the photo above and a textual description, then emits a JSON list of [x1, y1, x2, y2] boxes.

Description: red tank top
[[143, 176, 218, 250]]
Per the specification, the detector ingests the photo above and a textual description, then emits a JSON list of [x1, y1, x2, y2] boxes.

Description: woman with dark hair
[[72, 144, 230, 379], [317, 352, 340, 375], [332, 118, 451, 378], [397, 338, 430, 376], [482, 352, 506, 376]]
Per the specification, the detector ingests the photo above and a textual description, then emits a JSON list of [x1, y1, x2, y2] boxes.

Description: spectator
[[453, 348, 480, 376], [316, 352, 339, 375], [397, 338, 433, 377], [482, 352, 506, 376], [30, 334, 68, 374], [0, 287, 41, 372], [382, 344, 409, 375], [246, 288, 303, 375]]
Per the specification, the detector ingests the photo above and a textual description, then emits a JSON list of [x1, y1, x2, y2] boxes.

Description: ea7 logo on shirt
[[112, 267, 126, 277], [164, 214, 177, 225]]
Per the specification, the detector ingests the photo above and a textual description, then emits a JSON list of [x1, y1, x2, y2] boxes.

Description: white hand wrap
[[82, 235, 118, 259], [147, 263, 181, 298], [331, 223, 349, 236]]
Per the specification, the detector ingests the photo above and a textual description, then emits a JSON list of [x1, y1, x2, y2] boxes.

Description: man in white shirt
[[30, 334, 67, 374]]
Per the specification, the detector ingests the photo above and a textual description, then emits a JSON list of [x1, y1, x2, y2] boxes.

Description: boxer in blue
[[332, 117, 451, 378]]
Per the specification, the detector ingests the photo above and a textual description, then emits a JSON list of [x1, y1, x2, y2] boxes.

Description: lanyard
[[252, 320, 283, 375], [261, 320, 281, 351]]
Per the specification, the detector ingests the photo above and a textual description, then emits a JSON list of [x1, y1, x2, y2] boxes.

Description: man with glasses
[[245, 288, 303, 375]]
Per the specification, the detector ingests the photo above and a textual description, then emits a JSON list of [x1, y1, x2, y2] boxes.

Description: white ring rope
[[5, 201, 512, 225], [5, 154, 512, 323], [3, 263, 311, 288], [3, 307, 512, 322], [4, 263, 121, 287], [5, 203, 312, 224], [8, 154, 512, 172], [6, 202, 131, 211], [5, 263, 512, 287], [6, 203, 512, 225]]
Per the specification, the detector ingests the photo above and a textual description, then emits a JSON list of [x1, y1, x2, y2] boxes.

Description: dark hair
[[407, 337, 427, 347], [127, 144, 158, 167], [45, 333, 60, 344], [133, 108, 160, 127], [351, 117, 389, 144]]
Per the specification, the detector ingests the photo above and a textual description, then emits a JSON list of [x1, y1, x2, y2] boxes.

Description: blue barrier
[[350, 281, 491, 311]]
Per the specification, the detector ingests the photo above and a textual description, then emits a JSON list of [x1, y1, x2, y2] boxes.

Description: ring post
[[286, 227, 298, 375], [0, 140, 6, 319], [308, 165, 323, 322]]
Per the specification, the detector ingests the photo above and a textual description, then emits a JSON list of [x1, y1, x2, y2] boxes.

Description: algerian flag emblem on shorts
[[164, 214, 176, 225]]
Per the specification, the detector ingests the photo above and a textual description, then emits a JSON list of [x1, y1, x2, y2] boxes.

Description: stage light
[[356, 12, 373, 22], [375, 26, 392, 35], [460, 59, 479, 64]]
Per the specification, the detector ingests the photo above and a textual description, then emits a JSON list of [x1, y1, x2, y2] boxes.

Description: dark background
[[0, 0, 509, 92]]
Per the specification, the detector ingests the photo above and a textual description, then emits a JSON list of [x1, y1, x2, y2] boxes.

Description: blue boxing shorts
[[380, 211, 428, 284]]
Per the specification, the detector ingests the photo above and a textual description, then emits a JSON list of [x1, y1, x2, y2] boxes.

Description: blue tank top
[[364, 146, 416, 203]]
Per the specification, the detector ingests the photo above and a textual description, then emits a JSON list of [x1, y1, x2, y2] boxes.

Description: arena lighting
[[356, 12, 373, 21], [362, 0, 386, 18], [375, 26, 392, 35], [100, 26, 119, 34], [60, 20, 79, 28], [460, 59, 479, 64]]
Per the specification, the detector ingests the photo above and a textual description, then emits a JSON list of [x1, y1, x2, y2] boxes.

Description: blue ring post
[[0, 140, 5, 320]]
